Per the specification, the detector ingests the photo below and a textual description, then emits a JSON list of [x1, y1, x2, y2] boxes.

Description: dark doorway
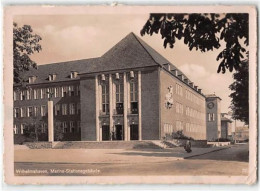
[[130, 124, 139, 140], [102, 125, 110, 141], [115, 125, 124, 140]]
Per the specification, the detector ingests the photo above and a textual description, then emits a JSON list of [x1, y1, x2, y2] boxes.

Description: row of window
[[100, 80, 138, 115], [185, 89, 204, 106], [164, 121, 204, 135], [175, 83, 204, 107], [14, 121, 81, 135], [28, 71, 78, 83], [14, 85, 80, 101], [176, 102, 184, 114], [14, 103, 80, 118], [186, 107, 204, 120]]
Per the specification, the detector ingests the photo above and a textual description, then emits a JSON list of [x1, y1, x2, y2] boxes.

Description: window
[[176, 121, 183, 131], [14, 91, 19, 101], [62, 122, 68, 133], [29, 76, 36, 83], [130, 80, 138, 114], [14, 108, 19, 118], [101, 84, 109, 114], [176, 102, 183, 114], [49, 74, 56, 81], [54, 104, 61, 115], [62, 104, 67, 115], [21, 107, 26, 117], [21, 124, 26, 134], [70, 121, 75, 133], [34, 106, 40, 117], [62, 86, 68, 97], [27, 106, 33, 117], [77, 103, 81, 114], [76, 85, 80, 96], [69, 103, 75, 115], [71, 71, 78, 79], [116, 83, 124, 114], [20, 91, 26, 100], [69, 86, 75, 96], [176, 83, 183, 96], [208, 113, 215, 121], [27, 89, 33, 100], [41, 105, 46, 116], [41, 123, 47, 133], [14, 125, 18, 134], [42, 88, 48, 99]]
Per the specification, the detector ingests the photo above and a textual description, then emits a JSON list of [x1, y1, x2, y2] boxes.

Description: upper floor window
[[115, 83, 123, 115], [34, 106, 40, 117], [29, 76, 36, 83], [14, 125, 18, 134], [62, 104, 68, 115], [69, 103, 75, 115], [71, 71, 78, 79], [27, 106, 33, 117], [69, 86, 75, 96], [130, 80, 138, 114], [20, 107, 26, 117], [208, 113, 215, 121], [176, 83, 183, 96], [14, 108, 19, 118], [20, 91, 26, 100], [54, 104, 61, 116], [49, 74, 57, 81], [70, 121, 75, 133], [41, 105, 46, 116], [101, 83, 109, 115]]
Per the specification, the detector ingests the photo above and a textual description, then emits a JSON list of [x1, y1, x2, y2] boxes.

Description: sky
[[14, 14, 244, 127]]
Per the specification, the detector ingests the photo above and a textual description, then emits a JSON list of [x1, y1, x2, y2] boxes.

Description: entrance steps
[[53, 140, 163, 149]]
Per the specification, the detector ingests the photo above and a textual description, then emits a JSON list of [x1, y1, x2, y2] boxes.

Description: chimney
[[171, 69, 178, 76], [189, 82, 194, 88], [194, 85, 198, 90], [198, 89, 202, 93], [163, 63, 171, 71]]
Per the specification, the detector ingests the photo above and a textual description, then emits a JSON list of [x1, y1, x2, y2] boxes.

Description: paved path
[[14, 146, 230, 164], [14, 144, 249, 176]]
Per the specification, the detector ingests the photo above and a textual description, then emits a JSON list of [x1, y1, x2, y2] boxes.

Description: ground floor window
[[130, 124, 138, 140]]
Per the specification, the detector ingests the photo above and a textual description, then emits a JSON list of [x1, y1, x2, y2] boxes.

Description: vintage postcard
[[3, 5, 257, 185]]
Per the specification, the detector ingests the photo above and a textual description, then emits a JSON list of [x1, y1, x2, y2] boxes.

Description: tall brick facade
[[13, 32, 221, 142]]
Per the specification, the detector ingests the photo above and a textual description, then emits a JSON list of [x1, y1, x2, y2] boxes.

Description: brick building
[[13, 32, 207, 141]]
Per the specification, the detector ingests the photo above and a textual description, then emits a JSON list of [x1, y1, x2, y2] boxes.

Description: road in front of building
[[14, 143, 249, 176]]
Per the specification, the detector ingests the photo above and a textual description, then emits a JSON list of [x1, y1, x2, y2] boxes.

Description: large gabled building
[[13, 32, 207, 141]]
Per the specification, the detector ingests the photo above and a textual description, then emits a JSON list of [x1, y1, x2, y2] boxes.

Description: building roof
[[221, 116, 232, 123], [205, 94, 222, 100], [16, 32, 195, 88]]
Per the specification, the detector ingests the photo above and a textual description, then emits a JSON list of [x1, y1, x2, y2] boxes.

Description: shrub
[[171, 130, 193, 140]]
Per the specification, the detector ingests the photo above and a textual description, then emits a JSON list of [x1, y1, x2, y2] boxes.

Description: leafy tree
[[141, 13, 248, 73], [141, 13, 249, 123], [13, 22, 42, 83], [229, 59, 249, 124]]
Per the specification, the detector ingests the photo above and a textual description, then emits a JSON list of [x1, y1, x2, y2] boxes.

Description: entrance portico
[[95, 71, 142, 141]]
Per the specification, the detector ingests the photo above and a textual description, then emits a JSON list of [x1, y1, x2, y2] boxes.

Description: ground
[[14, 143, 249, 176]]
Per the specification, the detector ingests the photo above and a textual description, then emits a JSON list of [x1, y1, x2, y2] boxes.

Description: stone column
[[48, 100, 54, 142], [109, 74, 113, 140], [95, 75, 100, 141], [123, 72, 128, 141], [138, 71, 142, 140]]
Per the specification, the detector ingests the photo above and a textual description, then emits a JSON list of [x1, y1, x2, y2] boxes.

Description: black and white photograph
[[3, 5, 257, 185]]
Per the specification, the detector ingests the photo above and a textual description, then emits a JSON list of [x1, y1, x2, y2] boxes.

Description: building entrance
[[130, 124, 139, 140], [102, 125, 110, 141], [115, 125, 124, 140]]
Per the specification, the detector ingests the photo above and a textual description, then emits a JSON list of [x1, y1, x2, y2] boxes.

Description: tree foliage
[[141, 13, 248, 73], [229, 59, 249, 124], [141, 13, 249, 124], [13, 22, 42, 83]]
